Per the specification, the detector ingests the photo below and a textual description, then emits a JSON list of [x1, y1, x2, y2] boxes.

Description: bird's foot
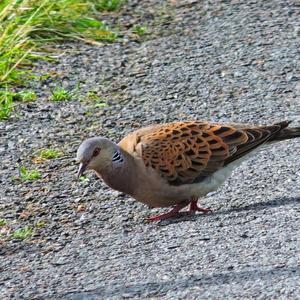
[[189, 200, 211, 214], [147, 211, 182, 222], [146, 203, 186, 222]]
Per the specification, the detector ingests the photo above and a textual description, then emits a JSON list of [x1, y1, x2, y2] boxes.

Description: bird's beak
[[77, 162, 88, 178]]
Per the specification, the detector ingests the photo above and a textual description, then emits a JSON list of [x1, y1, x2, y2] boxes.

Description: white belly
[[189, 165, 234, 196], [189, 144, 270, 197]]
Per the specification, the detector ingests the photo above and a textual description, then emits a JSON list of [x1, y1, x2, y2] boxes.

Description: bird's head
[[76, 137, 116, 178]]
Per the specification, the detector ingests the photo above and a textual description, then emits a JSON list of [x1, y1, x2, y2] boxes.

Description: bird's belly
[[190, 168, 233, 197], [130, 157, 247, 208], [189, 159, 245, 197], [132, 181, 189, 208], [131, 163, 239, 207]]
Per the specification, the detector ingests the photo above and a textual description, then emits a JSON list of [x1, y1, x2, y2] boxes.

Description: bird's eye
[[93, 148, 101, 157]]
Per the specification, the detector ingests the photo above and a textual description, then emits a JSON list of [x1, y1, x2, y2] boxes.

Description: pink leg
[[147, 203, 188, 222], [189, 199, 211, 214]]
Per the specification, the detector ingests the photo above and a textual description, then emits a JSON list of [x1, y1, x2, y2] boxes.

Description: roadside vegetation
[[0, 0, 125, 120], [18, 166, 41, 182], [0, 219, 46, 241]]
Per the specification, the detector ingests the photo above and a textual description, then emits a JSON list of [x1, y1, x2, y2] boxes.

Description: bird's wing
[[119, 121, 288, 186]]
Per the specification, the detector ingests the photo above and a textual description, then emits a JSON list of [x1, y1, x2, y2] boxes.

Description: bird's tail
[[270, 121, 300, 142]]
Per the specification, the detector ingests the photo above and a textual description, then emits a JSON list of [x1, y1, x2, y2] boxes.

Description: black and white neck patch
[[112, 149, 124, 164]]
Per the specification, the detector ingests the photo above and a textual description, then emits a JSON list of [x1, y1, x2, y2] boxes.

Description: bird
[[76, 120, 300, 222]]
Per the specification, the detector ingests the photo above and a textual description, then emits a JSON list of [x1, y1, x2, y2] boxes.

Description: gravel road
[[1, 0, 300, 299]]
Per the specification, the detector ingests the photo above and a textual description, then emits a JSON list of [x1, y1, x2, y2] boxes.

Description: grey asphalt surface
[[1, 0, 300, 299]]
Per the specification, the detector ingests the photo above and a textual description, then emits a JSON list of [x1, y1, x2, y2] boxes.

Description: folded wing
[[119, 121, 290, 186]]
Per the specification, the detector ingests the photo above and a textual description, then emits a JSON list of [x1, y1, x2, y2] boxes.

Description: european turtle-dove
[[76, 120, 300, 222]]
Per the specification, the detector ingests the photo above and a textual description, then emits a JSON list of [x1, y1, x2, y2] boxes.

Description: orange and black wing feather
[[136, 121, 289, 186]]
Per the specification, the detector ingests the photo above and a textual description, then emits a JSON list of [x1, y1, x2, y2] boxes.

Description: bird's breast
[[95, 167, 135, 196]]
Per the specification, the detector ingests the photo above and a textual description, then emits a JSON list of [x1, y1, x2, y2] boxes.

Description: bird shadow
[[61, 266, 299, 300], [154, 196, 300, 225], [214, 195, 300, 216]]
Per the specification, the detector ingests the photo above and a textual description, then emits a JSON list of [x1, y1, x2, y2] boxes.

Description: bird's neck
[[94, 147, 137, 196]]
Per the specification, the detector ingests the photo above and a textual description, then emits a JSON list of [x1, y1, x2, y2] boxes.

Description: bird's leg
[[189, 198, 211, 214], [147, 202, 188, 222]]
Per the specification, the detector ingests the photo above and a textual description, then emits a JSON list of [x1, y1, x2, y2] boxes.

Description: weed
[[35, 220, 45, 228], [0, 219, 8, 226], [0, 90, 15, 120], [86, 91, 101, 101], [94, 102, 107, 108], [95, 0, 124, 12], [11, 225, 34, 240], [0, 89, 37, 119], [132, 25, 148, 36], [71, 18, 118, 42], [0, 0, 121, 97], [84, 110, 93, 117], [85, 90, 108, 108], [50, 87, 73, 101], [19, 166, 41, 181], [18, 90, 37, 102], [79, 175, 90, 184], [38, 148, 61, 159], [39, 74, 52, 81]]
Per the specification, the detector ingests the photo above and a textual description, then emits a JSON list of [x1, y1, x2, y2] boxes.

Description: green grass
[[35, 220, 45, 228], [0, 89, 37, 120], [86, 90, 101, 101], [132, 25, 148, 36], [84, 90, 108, 109], [94, 102, 107, 108], [79, 175, 90, 184], [0, 0, 124, 119], [18, 90, 37, 102], [95, 0, 124, 12], [11, 225, 34, 240], [38, 148, 61, 159], [0, 219, 8, 226], [1, 219, 46, 240], [50, 87, 73, 101], [0, 90, 15, 119], [0, 0, 122, 87], [19, 166, 41, 181]]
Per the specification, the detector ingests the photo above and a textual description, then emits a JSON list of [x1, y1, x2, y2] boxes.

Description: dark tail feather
[[271, 121, 300, 142]]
